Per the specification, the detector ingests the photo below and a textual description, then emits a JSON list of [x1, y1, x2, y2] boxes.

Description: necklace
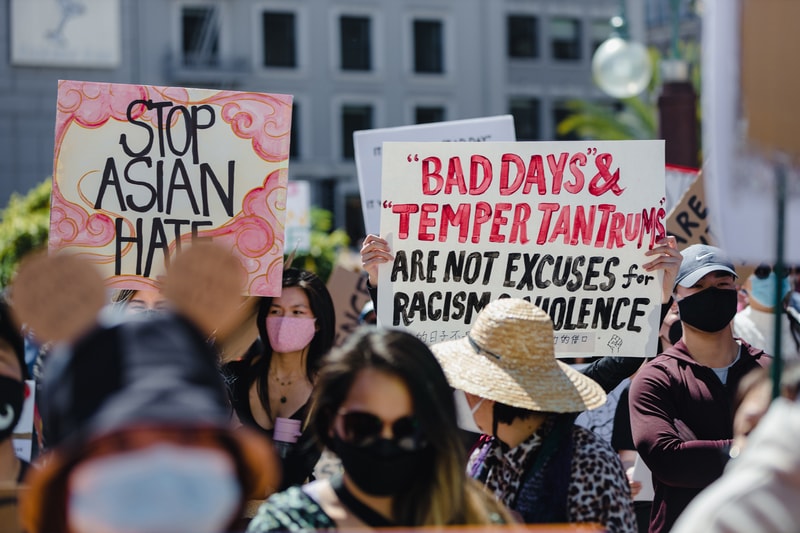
[[272, 372, 298, 404]]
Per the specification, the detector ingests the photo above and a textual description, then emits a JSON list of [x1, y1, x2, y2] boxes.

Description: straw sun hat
[[431, 298, 606, 413]]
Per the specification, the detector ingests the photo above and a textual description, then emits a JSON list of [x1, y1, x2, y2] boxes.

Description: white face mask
[[453, 389, 484, 434], [68, 443, 242, 533]]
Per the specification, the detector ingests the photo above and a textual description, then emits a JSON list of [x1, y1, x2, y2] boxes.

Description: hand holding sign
[[642, 236, 682, 303], [360, 234, 393, 286]]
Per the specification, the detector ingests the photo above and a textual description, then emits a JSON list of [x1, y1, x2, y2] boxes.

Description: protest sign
[[12, 380, 35, 463], [666, 172, 755, 280], [285, 180, 311, 254], [703, 0, 800, 264], [327, 265, 372, 346], [50, 80, 293, 296], [666, 170, 717, 247], [377, 140, 665, 358], [354, 116, 516, 236]]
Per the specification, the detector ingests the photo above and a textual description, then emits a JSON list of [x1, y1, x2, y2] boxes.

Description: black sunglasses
[[337, 410, 427, 451], [754, 264, 791, 279]]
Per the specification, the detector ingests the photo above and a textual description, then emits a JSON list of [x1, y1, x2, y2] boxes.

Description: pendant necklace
[[273, 373, 294, 404]]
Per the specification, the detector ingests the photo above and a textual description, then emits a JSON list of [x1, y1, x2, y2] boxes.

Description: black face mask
[[331, 435, 430, 497], [678, 287, 738, 333], [0, 376, 25, 442]]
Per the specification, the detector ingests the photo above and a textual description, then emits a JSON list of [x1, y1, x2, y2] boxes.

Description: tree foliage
[[0, 178, 52, 287], [557, 45, 701, 148], [285, 207, 350, 283]]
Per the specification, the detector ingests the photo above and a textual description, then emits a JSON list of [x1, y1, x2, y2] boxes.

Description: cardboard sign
[[664, 172, 755, 280], [327, 265, 372, 346], [665, 171, 718, 247], [50, 80, 293, 296], [703, 0, 800, 264], [354, 116, 516, 236], [377, 140, 666, 358], [741, 0, 800, 158]]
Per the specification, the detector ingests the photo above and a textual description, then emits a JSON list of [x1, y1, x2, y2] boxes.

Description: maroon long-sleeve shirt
[[629, 339, 768, 532]]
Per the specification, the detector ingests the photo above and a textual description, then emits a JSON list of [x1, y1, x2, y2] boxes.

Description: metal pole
[[670, 0, 681, 59], [772, 162, 787, 399]]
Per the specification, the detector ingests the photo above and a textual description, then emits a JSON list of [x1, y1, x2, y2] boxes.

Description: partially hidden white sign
[[354, 115, 516, 236]]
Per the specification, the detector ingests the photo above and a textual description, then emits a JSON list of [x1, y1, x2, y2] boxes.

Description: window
[[318, 178, 337, 216], [415, 106, 445, 124], [340, 16, 371, 71], [289, 103, 299, 159], [262, 11, 296, 68], [507, 15, 539, 58], [342, 105, 373, 159], [182, 6, 219, 66], [551, 17, 581, 61], [590, 19, 611, 54], [509, 97, 541, 141], [553, 102, 579, 141], [414, 19, 444, 73], [345, 193, 366, 244]]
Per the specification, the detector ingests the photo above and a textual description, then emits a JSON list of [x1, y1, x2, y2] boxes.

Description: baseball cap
[[675, 244, 737, 288]]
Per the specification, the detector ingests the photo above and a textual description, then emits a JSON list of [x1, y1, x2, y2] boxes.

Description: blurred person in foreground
[[0, 296, 28, 484], [0, 296, 29, 533], [431, 298, 636, 532], [630, 244, 771, 533], [247, 328, 514, 531], [12, 246, 280, 533], [672, 364, 800, 533]]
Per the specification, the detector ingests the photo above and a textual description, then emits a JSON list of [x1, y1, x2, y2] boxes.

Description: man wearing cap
[[630, 244, 770, 533], [432, 298, 636, 532]]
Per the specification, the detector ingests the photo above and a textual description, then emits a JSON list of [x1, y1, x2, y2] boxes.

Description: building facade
[[1, 0, 621, 241]]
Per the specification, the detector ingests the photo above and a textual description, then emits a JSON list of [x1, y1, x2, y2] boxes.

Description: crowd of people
[[1, 234, 799, 533]]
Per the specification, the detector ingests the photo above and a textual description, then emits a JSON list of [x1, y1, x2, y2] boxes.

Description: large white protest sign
[[354, 116, 516, 236], [377, 140, 665, 358], [704, 0, 800, 264]]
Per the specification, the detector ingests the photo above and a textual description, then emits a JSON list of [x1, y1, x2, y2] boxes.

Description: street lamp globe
[[592, 36, 653, 99]]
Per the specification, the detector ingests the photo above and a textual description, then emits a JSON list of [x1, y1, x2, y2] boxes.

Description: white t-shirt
[[733, 306, 800, 361]]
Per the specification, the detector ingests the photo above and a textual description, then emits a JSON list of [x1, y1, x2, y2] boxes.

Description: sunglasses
[[337, 410, 427, 452], [754, 264, 791, 279]]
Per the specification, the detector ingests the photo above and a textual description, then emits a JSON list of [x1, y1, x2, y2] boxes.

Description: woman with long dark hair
[[223, 267, 335, 488], [246, 328, 513, 530]]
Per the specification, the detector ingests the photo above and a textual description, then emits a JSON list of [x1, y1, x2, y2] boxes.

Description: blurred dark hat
[[40, 313, 232, 447], [22, 313, 280, 533]]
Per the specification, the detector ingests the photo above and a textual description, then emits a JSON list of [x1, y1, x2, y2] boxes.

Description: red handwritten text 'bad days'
[[389, 150, 666, 250]]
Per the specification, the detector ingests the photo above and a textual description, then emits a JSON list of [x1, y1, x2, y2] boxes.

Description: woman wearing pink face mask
[[223, 268, 335, 490]]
